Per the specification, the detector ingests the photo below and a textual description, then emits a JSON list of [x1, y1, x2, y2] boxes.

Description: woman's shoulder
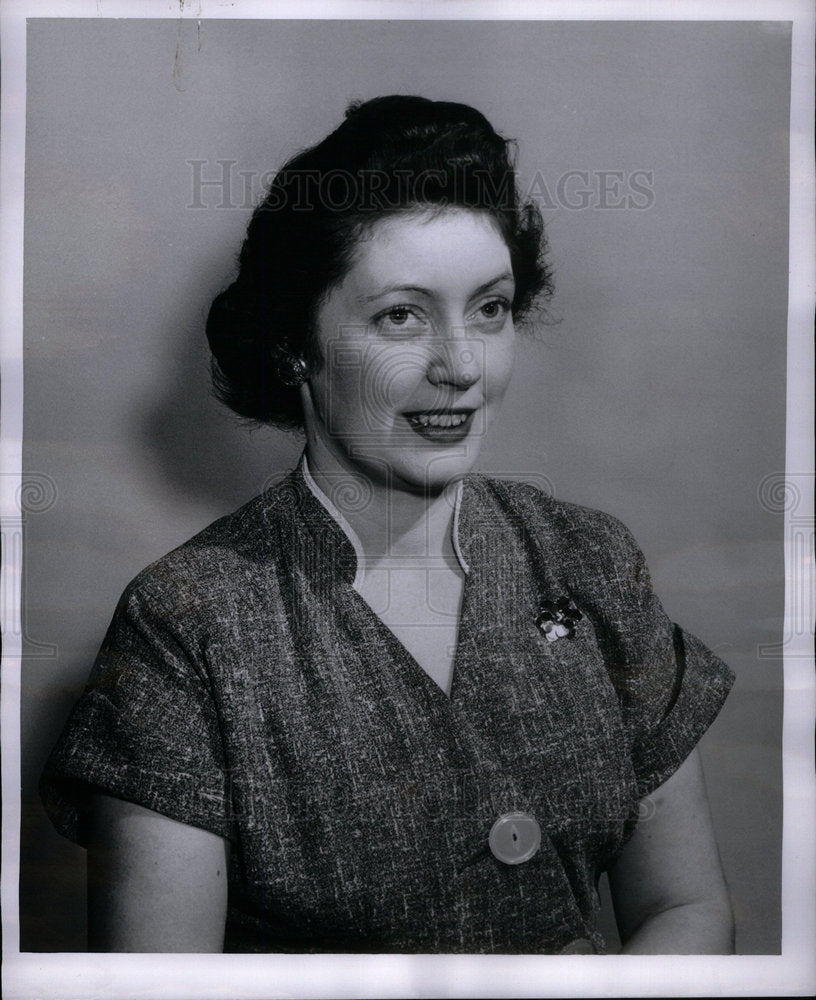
[[470, 473, 644, 562], [117, 480, 302, 614]]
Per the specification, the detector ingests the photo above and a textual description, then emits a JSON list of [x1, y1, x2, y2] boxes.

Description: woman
[[41, 95, 735, 954]]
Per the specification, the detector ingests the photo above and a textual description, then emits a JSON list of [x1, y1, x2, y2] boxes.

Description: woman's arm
[[86, 793, 230, 952], [607, 748, 735, 954]]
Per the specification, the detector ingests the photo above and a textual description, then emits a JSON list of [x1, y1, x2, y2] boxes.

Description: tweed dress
[[40, 467, 734, 953]]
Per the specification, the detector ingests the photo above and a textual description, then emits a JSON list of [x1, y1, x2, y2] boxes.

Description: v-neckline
[[296, 457, 477, 701], [343, 555, 476, 704]]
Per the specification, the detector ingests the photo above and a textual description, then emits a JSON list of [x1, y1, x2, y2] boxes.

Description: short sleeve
[[39, 577, 235, 846], [627, 622, 735, 796], [600, 529, 736, 798]]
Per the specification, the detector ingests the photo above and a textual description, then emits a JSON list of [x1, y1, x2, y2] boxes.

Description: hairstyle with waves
[[206, 95, 551, 427]]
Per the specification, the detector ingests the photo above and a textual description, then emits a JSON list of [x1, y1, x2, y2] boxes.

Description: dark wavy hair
[[206, 95, 551, 427]]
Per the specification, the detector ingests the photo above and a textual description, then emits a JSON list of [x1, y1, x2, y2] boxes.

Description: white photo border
[[2, 1, 813, 997]]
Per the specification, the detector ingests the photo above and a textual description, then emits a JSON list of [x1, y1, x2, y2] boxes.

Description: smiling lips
[[405, 409, 475, 442]]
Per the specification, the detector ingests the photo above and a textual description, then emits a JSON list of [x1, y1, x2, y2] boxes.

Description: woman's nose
[[426, 334, 482, 390]]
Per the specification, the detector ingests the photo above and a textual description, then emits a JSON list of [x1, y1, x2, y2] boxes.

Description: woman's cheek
[[483, 340, 515, 404], [359, 345, 427, 422]]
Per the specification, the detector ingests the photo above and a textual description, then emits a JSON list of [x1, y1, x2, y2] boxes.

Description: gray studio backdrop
[[21, 19, 789, 952]]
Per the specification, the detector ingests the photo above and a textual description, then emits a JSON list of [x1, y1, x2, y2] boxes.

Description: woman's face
[[304, 208, 517, 494]]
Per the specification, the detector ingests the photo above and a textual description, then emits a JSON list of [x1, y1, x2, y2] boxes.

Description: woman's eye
[[386, 307, 411, 325], [374, 305, 426, 332], [475, 298, 511, 322]]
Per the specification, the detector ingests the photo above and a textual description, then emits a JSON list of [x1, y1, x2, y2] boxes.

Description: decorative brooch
[[535, 597, 583, 643]]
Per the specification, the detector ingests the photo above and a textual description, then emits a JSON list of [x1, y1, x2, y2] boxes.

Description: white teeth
[[408, 412, 469, 428]]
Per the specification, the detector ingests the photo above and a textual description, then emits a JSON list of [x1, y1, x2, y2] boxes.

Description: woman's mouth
[[404, 409, 475, 442]]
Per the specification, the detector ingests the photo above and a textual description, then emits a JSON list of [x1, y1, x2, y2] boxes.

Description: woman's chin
[[313, 431, 484, 495], [386, 447, 482, 495]]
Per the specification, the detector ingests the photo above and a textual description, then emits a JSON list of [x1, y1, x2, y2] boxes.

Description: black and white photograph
[[1, 1, 813, 997]]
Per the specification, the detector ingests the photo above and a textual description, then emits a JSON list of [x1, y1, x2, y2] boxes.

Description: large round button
[[488, 811, 541, 865]]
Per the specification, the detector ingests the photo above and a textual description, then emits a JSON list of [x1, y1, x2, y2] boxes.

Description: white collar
[[300, 453, 470, 590]]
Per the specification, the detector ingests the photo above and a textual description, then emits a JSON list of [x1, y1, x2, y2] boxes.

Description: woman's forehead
[[346, 209, 513, 295]]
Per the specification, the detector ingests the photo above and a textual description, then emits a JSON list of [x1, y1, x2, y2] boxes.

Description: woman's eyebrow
[[470, 271, 515, 297], [359, 272, 515, 305], [359, 284, 433, 303]]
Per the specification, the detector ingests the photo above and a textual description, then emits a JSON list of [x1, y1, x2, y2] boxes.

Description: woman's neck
[[303, 448, 461, 567]]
